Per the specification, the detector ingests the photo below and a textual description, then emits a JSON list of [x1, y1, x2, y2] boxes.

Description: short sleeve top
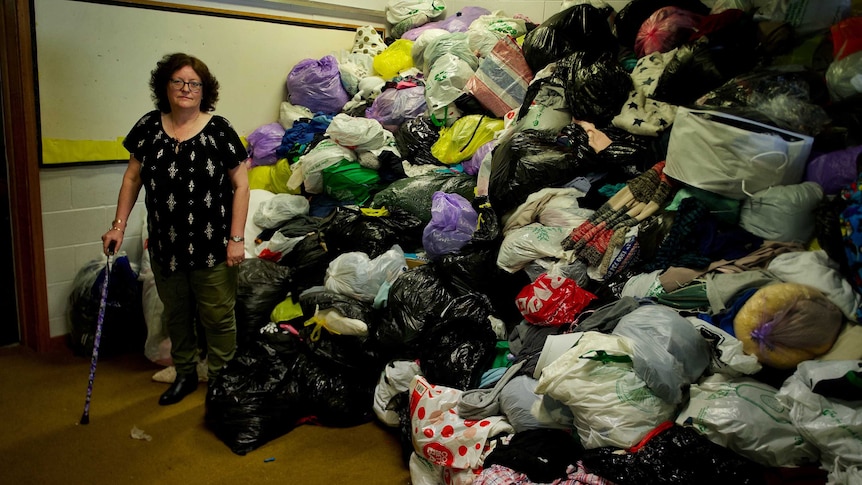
[[123, 110, 248, 275]]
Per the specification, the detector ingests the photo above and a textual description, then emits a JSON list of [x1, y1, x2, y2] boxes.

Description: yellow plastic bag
[[270, 295, 303, 323], [248, 159, 300, 194], [430, 114, 504, 165], [372, 39, 414, 80], [248, 164, 276, 192]]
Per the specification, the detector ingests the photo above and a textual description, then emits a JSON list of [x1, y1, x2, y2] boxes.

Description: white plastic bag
[[496, 223, 572, 273], [251, 193, 310, 229], [677, 373, 820, 467], [326, 113, 391, 153], [424, 53, 476, 111], [685, 316, 762, 376], [287, 139, 357, 194], [611, 304, 712, 405], [665, 106, 814, 200], [776, 360, 862, 474], [409, 375, 512, 470], [739, 181, 823, 243], [323, 245, 407, 303], [278, 101, 313, 130], [535, 331, 677, 449]]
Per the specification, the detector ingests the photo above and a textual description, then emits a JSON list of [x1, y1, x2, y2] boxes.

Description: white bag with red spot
[[409, 375, 513, 473]]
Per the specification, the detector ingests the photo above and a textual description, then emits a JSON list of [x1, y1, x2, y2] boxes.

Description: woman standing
[[102, 53, 250, 406]]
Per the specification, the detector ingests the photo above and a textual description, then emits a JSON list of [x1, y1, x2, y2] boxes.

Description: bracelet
[[112, 218, 125, 226], [109, 226, 124, 233]]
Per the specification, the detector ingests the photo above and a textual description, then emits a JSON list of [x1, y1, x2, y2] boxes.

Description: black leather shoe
[[158, 372, 199, 406]]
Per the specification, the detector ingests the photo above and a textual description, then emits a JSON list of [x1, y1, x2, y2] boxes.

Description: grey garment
[[509, 321, 558, 377], [575, 296, 642, 333], [704, 269, 780, 315], [499, 375, 574, 433], [456, 360, 526, 420]]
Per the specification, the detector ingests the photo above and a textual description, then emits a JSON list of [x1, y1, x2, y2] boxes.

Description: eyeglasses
[[169, 79, 203, 93]]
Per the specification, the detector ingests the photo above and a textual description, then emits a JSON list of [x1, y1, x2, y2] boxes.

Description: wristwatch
[[230, 235, 244, 243]]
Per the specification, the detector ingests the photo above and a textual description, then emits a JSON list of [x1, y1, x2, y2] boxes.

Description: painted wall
[[38, 0, 631, 338]]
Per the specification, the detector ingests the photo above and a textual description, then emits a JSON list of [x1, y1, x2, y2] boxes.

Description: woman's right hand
[[101, 227, 123, 255]]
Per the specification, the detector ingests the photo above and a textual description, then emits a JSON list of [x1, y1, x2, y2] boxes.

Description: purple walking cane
[[79, 242, 115, 425]]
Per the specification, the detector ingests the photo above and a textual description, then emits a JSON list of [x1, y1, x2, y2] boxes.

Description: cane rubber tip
[[80, 415, 89, 425]]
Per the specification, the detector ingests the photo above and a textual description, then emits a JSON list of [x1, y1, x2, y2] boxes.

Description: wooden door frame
[[1, 0, 51, 352]]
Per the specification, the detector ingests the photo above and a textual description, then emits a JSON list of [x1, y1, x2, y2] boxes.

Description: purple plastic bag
[[365, 86, 428, 132], [402, 7, 492, 41], [463, 140, 494, 175], [805, 144, 862, 195], [247, 122, 286, 167], [422, 191, 478, 260], [287, 55, 350, 115]]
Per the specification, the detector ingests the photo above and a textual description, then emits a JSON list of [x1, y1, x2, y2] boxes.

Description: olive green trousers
[[151, 258, 238, 379]]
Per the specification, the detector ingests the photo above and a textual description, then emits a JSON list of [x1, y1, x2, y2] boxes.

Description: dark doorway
[[0, 73, 21, 346]]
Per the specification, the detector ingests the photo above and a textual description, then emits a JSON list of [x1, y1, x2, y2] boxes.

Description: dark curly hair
[[150, 53, 219, 113]]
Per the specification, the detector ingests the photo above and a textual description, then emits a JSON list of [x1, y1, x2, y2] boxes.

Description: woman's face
[[167, 65, 202, 111]]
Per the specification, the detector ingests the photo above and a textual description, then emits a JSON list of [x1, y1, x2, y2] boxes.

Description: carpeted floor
[[0, 345, 412, 485]]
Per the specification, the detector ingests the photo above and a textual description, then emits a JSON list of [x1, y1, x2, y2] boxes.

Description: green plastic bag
[[322, 160, 380, 205]]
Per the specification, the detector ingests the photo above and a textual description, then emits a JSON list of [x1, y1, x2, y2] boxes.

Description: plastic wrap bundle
[[733, 282, 844, 369], [286, 55, 349, 115], [521, 4, 617, 73], [415, 293, 498, 391], [205, 338, 304, 456]]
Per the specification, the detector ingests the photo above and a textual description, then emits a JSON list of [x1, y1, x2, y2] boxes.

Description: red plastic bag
[[515, 273, 597, 326], [832, 16, 862, 61]]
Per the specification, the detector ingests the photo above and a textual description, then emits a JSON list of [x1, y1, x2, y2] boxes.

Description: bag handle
[[741, 151, 789, 197], [751, 150, 789, 171]]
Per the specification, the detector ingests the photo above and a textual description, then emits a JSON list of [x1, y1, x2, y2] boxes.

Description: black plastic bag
[[394, 115, 441, 166], [286, 318, 385, 427], [376, 263, 459, 350], [277, 230, 332, 296], [580, 423, 766, 485], [557, 49, 633, 126], [319, 205, 425, 258], [415, 293, 498, 390], [522, 4, 618, 73], [68, 255, 145, 357], [652, 15, 760, 106], [235, 258, 293, 350], [205, 338, 304, 456], [488, 129, 598, 218]]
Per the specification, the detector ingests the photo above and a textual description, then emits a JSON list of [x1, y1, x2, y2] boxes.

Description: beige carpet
[[0, 345, 412, 485]]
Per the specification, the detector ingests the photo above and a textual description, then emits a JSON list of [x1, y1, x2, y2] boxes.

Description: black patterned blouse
[[123, 110, 248, 275]]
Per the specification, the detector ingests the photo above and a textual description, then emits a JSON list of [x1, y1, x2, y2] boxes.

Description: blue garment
[[710, 287, 759, 336]]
